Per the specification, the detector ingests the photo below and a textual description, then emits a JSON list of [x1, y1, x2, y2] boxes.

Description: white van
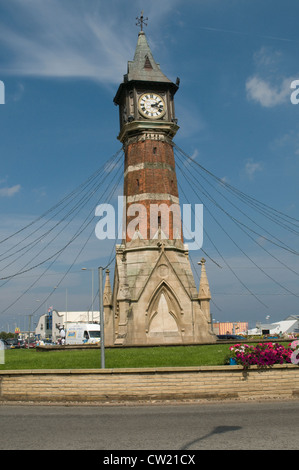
[[65, 323, 101, 345]]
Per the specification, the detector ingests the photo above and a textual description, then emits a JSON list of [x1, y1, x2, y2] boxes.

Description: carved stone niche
[[145, 282, 183, 337]]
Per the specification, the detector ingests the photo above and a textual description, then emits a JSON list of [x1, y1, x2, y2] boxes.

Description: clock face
[[138, 93, 166, 119]]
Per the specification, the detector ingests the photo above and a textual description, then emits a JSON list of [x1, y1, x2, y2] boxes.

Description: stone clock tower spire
[[105, 17, 216, 346]]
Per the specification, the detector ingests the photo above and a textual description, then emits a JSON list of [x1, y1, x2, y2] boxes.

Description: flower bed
[[229, 342, 296, 369]]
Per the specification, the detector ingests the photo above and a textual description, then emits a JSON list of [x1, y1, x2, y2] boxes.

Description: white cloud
[[0, 184, 21, 197], [182, 148, 199, 167], [271, 125, 299, 163], [0, 0, 179, 84], [0, 0, 135, 82], [245, 46, 296, 108], [253, 46, 282, 69], [246, 75, 291, 107], [244, 159, 263, 180], [220, 176, 230, 184], [12, 83, 25, 102]]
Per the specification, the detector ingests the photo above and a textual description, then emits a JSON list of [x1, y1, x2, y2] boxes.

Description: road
[[0, 400, 298, 450]]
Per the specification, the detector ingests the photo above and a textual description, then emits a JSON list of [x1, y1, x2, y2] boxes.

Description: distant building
[[35, 309, 100, 341], [248, 315, 299, 336], [213, 321, 248, 336]]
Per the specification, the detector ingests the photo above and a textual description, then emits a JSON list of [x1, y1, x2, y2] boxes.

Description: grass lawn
[[0, 344, 233, 370], [0, 341, 291, 370]]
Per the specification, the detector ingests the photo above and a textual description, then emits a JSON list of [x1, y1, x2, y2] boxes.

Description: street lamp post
[[28, 314, 33, 348], [26, 299, 40, 347], [82, 268, 94, 322], [98, 266, 105, 369]]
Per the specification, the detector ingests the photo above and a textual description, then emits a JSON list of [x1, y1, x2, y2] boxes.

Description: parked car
[[217, 334, 245, 341], [0, 339, 11, 350], [5, 338, 25, 348], [24, 339, 36, 348]]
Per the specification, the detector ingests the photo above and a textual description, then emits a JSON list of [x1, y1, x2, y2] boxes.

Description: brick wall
[[1, 365, 299, 403]]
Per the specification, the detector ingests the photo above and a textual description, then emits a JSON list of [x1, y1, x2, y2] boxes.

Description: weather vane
[[136, 11, 148, 32]]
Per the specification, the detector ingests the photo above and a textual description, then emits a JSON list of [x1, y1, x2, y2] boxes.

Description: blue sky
[[0, 0, 298, 331]]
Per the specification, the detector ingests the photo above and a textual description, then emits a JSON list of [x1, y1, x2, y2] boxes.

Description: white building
[[35, 310, 100, 342], [248, 315, 299, 336]]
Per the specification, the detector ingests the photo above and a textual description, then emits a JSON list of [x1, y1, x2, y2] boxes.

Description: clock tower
[[104, 19, 216, 346]]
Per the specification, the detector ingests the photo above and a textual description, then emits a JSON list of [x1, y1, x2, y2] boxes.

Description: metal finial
[[136, 11, 148, 31], [198, 258, 206, 266]]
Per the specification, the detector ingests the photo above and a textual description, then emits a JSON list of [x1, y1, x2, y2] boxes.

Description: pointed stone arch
[[146, 281, 183, 336]]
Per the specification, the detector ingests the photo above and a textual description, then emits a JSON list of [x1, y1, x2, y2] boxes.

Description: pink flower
[[229, 341, 294, 368]]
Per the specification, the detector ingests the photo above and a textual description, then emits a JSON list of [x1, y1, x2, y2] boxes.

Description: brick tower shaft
[[124, 138, 183, 242]]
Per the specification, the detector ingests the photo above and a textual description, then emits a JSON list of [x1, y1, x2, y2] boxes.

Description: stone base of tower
[[104, 237, 216, 346]]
